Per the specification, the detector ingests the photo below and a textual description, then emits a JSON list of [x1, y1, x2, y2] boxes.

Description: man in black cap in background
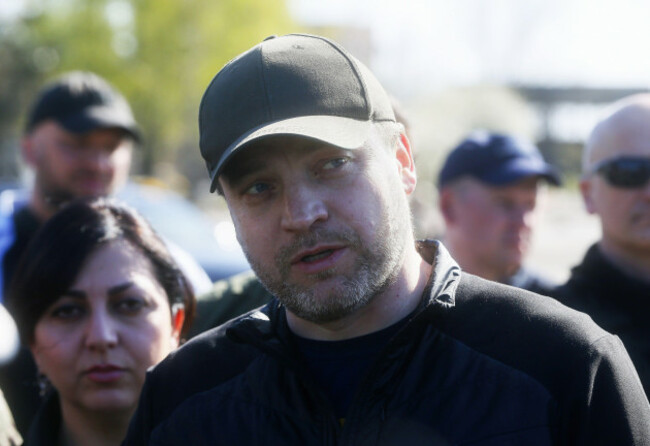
[[437, 130, 561, 295], [124, 34, 649, 445], [0, 71, 140, 299]]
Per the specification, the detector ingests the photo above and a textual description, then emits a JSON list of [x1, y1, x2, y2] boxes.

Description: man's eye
[[59, 141, 82, 152], [323, 157, 349, 170], [494, 198, 515, 211], [98, 145, 118, 155], [51, 304, 84, 320], [244, 182, 271, 196]]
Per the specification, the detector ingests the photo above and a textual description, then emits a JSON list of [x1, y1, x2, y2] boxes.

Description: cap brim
[[57, 106, 141, 142], [209, 115, 373, 192], [479, 157, 562, 186]]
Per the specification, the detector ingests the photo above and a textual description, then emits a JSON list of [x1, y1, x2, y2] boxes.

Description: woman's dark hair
[[7, 197, 196, 343]]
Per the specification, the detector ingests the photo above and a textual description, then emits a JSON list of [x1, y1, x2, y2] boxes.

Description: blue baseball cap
[[437, 130, 561, 188]]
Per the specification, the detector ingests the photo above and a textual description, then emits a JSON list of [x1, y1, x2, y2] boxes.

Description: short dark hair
[[7, 198, 195, 343]]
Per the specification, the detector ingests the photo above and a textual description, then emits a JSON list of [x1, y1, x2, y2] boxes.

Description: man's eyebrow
[[222, 140, 349, 185], [222, 157, 268, 186]]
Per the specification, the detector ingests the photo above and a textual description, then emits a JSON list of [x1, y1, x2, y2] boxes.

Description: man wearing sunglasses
[[553, 93, 650, 398]]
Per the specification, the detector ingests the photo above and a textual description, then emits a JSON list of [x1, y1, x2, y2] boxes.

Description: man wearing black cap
[[0, 71, 140, 298], [437, 130, 561, 295], [124, 34, 649, 445]]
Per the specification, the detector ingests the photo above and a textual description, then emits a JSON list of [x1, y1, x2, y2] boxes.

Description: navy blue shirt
[[294, 317, 408, 420]]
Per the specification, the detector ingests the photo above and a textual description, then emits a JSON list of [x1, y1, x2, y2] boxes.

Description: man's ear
[[579, 177, 597, 215], [438, 187, 456, 225], [395, 133, 416, 195], [21, 135, 38, 168]]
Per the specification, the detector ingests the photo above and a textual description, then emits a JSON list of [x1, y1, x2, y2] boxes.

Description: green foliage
[[0, 0, 296, 185]]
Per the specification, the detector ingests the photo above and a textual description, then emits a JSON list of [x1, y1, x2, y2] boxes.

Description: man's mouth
[[301, 249, 335, 263], [288, 244, 347, 274]]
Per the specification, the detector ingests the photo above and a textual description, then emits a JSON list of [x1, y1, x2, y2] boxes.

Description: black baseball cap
[[199, 34, 396, 192], [437, 130, 562, 188], [25, 71, 140, 141]]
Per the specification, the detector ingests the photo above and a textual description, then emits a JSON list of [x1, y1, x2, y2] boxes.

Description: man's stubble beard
[[36, 164, 113, 213], [244, 192, 412, 324]]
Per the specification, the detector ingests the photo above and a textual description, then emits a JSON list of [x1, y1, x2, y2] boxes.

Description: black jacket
[[552, 243, 650, 398], [23, 392, 60, 446], [506, 266, 556, 296], [123, 241, 650, 445]]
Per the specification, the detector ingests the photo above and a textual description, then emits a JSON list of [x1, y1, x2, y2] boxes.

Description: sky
[[1, 0, 630, 273], [4, 0, 650, 95], [289, 0, 650, 98], [3, 0, 648, 143]]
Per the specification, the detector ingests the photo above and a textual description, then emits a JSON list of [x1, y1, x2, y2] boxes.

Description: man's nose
[[84, 309, 118, 351], [642, 178, 650, 200], [280, 183, 328, 232], [508, 207, 533, 228], [82, 147, 113, 171]]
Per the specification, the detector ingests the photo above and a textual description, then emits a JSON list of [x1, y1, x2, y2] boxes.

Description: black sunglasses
[[590, 156, 650, 188]]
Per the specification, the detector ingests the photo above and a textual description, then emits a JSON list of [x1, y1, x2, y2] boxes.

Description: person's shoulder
[[431, 272, 636, 402], [167, 306, 267, 367], [551, 277, 590, 310], [137, 305, 275, 427], [435, 272, 619, 377], [189, 270, 274, 337], [123, 304, 281, 445], [508, 267, 558, 296], [549, 245, 610, 312], [153, 301, 278, 384]]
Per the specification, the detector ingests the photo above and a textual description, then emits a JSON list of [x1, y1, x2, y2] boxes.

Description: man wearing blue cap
[[437, 130, 561, 295], [124, 34, 649, 445]]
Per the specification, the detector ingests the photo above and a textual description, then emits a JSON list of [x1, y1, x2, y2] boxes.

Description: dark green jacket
[[189, 270, 272, 338]]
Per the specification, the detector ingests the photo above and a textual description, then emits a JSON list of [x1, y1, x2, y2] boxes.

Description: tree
[[0, 0, 296, 192]]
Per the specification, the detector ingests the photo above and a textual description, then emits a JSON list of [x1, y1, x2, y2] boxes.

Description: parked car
[[116, 181, 250, 283], [0, 180, 250, 284]]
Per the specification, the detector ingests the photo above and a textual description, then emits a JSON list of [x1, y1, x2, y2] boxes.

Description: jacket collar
[[416, 239, 461, 311]]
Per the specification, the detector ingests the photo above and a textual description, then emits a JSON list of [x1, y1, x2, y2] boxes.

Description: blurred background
[[1, 0, 648, 282]]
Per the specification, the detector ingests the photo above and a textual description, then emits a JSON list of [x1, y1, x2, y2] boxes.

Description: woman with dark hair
[[6, 198, 195, 446]]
